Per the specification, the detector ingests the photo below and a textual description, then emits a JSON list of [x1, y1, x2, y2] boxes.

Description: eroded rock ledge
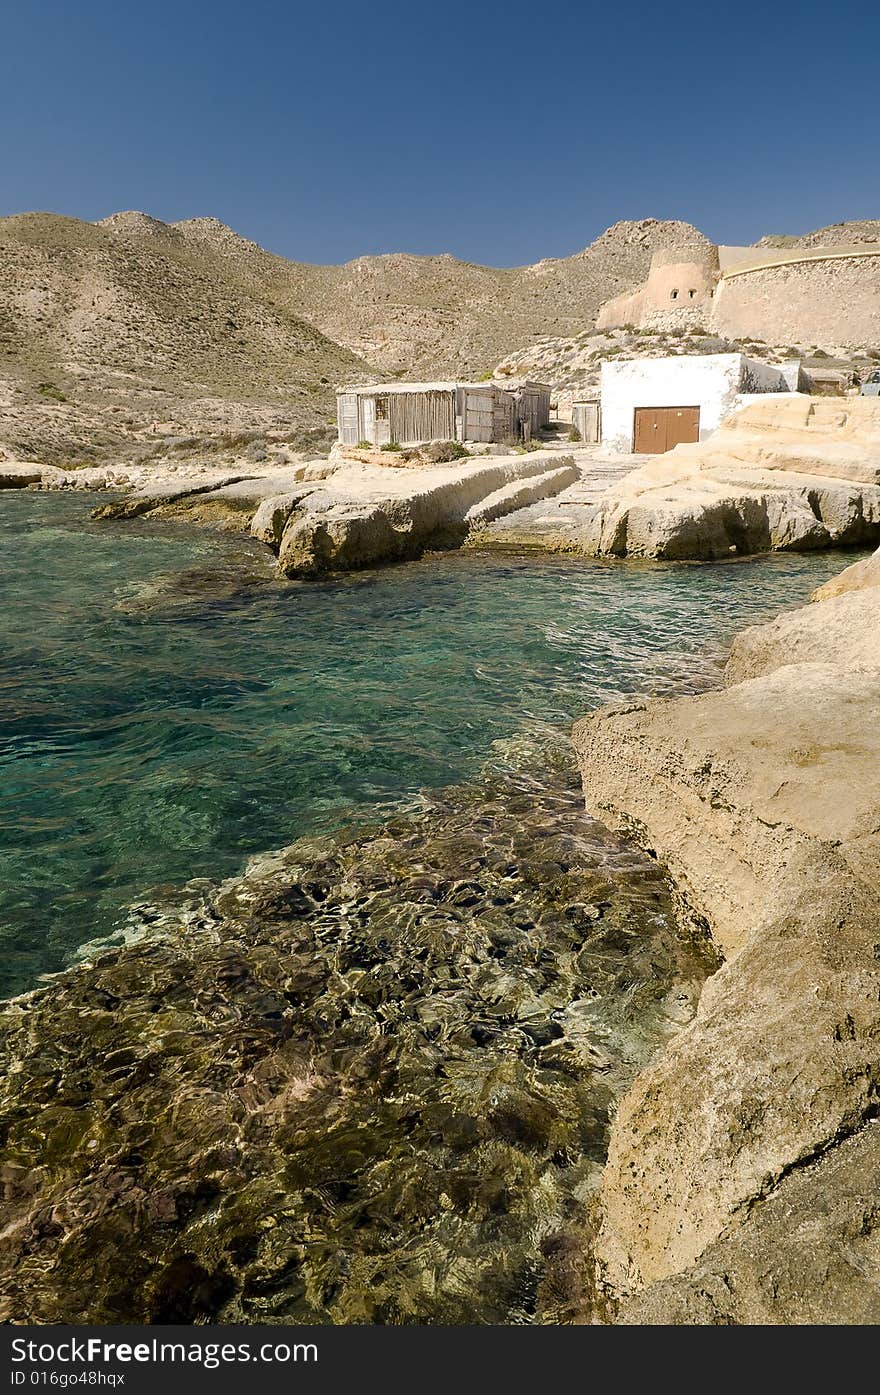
[[572, 544, 880, 1323], [583, 396, 880, 561]]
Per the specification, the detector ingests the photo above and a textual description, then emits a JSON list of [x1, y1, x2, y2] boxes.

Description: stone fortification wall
[[597, 245, 719, 332], [711, 254, 880, 346]]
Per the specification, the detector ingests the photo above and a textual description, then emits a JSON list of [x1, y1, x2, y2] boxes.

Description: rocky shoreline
[[4, 397, 880, 576], [0, 467, 877, 1324], [573, 543, 880, 1321], [0, 756, 713, 1324]]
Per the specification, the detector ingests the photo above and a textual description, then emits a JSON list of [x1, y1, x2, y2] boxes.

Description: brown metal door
[[665, 406, 700, 450], [633, 406, 700, 453], [633, 407, 665, 453]]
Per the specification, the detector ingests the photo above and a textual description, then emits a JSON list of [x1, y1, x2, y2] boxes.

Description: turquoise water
[[0, 491, 860, 995]]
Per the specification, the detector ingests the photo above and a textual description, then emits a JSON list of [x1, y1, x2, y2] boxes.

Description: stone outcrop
[[619, 1117, 880, 1324], [583, 396, 880, 560], [268, 453, 579, 577], [812, 544, 880, 600], [74, 450, 583, 573], [572, 542, 880, 1322], [724, 586, 880, 682]]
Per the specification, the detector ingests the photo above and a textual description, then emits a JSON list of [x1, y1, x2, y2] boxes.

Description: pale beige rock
[[274, 452, 579, 577], [594, 852, 880, 1295], [812, 542, 880, 600], [573, 662, 880, 958], [724, 585, 880, 682], [249, 492, 308, 547], [572, 572, 880, 1321], [584, 397, 880, 560], [618, 1118, 880, 1325]]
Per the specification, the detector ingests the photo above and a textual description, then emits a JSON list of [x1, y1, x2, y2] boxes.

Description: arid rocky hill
[[0, 210, 708, 463], [283, 219, 712, 376], [1, 208, 877, 465], [0, 212, 369, 464], [757, 219, 880, 249], [92, 210, 712, 377]]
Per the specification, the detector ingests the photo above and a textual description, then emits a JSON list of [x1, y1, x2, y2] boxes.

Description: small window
[[689, 288, 697, 299], [375, 396, 389, 420], [670, 289, 679, 300]]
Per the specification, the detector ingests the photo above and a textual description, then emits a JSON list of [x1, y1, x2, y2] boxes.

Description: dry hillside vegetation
[[756, 220, 880, 249], [0, 213, 368, 465], [0, 212, 707, 464], [2, 209, 877, 467]]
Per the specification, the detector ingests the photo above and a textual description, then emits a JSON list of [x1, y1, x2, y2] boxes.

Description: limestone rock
[[273, 453, 579, 578], [572, 568, 880, 1321], [594, 853, 880, 1295], [618, 1119, 880, 1325], [249, 491, 308, 546], [812, 542, 880, 600], [583, 397, 880, 560], [725, 587, 880, 683], [573, 662, 880, 957]]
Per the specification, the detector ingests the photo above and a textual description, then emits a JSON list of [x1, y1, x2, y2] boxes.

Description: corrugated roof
[[337, 380, 551, 395]]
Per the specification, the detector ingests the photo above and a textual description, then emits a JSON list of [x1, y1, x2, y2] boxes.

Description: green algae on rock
[[0, 762, 714, 1326]]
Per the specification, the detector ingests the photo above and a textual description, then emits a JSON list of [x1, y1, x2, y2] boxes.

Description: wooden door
[[633, 406, 700, 453], [337, 392, 359, 445]]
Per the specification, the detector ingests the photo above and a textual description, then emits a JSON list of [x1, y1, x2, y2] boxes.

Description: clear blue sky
[[3, 0, 878, 266]]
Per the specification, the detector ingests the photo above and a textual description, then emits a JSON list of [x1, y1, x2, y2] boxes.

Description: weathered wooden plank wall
[[388, 391, 456, 444]]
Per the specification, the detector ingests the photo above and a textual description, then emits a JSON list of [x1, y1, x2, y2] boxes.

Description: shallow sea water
[[0, 490, 861, 996]]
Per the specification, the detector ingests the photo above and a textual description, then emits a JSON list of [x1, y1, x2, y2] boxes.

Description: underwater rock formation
[[0, 763, 711, 1325]]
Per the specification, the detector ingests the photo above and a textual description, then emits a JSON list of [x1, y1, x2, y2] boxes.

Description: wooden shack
[[336, 381, 551, 448]]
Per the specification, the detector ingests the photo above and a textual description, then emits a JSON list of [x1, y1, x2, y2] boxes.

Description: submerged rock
[[0, 763, 711, 1325], [113, 547, 278, 616]]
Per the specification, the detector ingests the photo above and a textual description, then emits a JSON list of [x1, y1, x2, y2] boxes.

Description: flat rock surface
[[469, 452, 638, 548], [573, 659, 880, 956]]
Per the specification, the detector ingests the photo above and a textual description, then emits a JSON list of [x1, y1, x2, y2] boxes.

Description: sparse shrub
[[383, 441, 402, 451], [37, 382, 67, 402], [477, 371, 494, 382], [568, 426, 582, 442], [422, 439, 469, 464], [356, 440, 372, 450]]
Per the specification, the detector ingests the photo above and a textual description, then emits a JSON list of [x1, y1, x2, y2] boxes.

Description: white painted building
[[600, 352, 803, 455]]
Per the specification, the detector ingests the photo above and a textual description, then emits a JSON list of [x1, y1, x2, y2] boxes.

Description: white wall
[[600, 353, 791, 454]]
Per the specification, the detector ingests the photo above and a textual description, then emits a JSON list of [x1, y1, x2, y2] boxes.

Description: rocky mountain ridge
[[1, 208, 876, 465]]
